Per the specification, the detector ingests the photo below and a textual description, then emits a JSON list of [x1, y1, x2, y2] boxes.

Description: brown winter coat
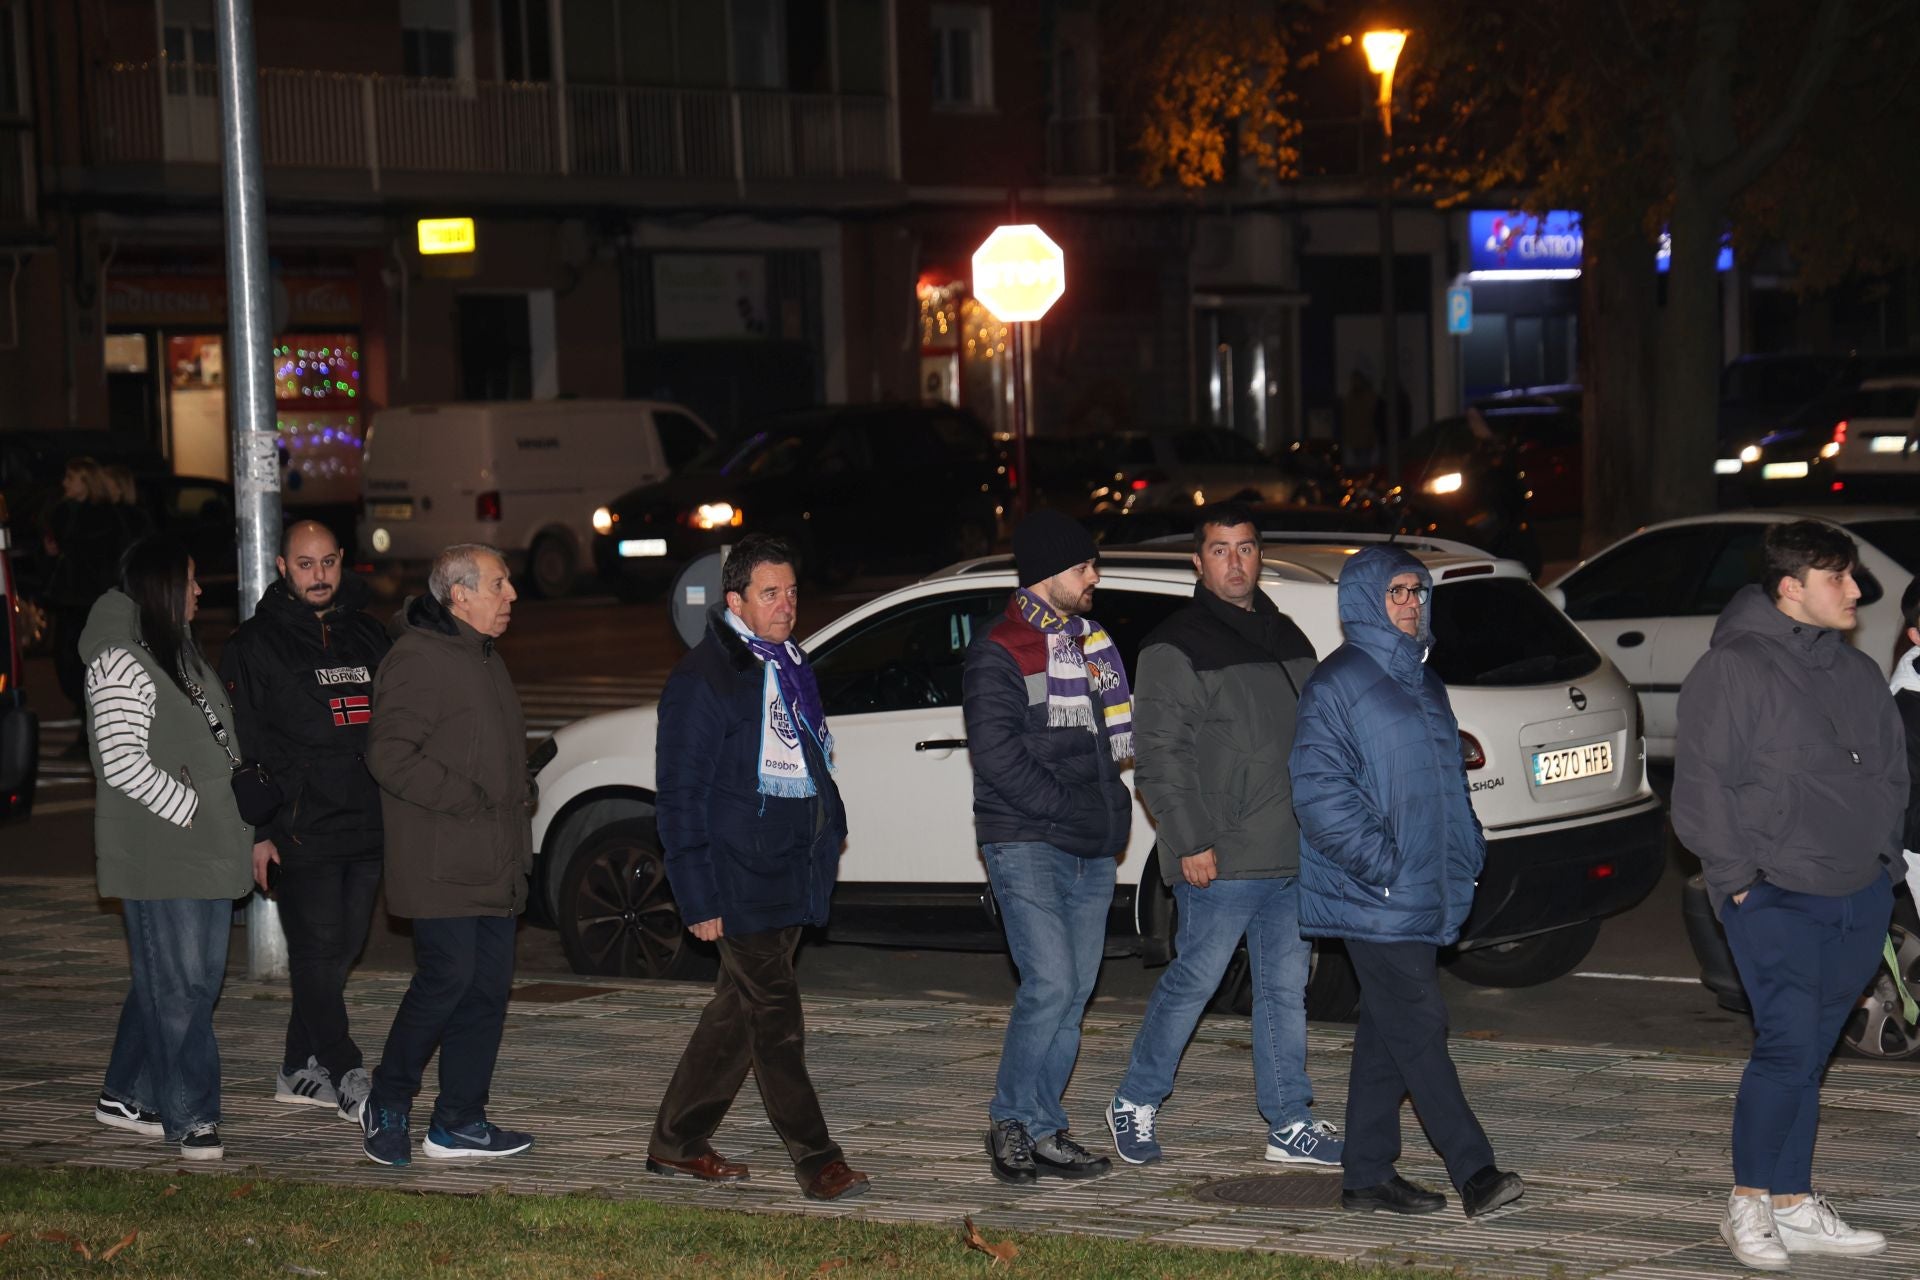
[[367, 593, 532, 919]]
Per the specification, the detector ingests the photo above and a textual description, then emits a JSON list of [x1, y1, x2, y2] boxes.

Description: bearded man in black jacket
[[221, 520, 392, 1123]]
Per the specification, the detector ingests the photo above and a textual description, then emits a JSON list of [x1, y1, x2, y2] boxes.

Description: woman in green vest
[[81, 535, 255, 1161]]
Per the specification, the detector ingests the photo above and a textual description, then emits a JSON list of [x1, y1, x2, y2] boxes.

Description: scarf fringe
[[1046, 703, 1097, 731], [758, 774, 819, 799], [1107, 730, 1133, 762]]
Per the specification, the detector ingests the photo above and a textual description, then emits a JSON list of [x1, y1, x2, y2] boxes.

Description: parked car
[[1546, 508, 1920, 761], [528, 535, 1666, 1016], [1402, 391, 1581, 522], [1082, 429, 1313, 513], [0, 512, 36, 822], [591, 404, 1008, 597], [358, 399, 717, 598], [1718, 353, 1857, 452], [1717, 378, 1920, 502]]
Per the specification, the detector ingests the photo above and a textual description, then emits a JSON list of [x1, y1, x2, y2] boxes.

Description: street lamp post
[[1362, 29, 1407, 486]]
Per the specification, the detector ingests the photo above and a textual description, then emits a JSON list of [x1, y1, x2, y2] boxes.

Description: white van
[[357, 400, 715, 597]]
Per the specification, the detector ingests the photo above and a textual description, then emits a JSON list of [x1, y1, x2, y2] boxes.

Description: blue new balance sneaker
[[1107, 1095, 1163, 1165], [1267, 1118, 1343, 1166], [361, 1101, 412, 1167], [422, 1119, 534, 1160]]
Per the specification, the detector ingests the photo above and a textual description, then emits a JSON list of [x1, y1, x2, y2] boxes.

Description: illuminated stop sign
[[972, 224, 1066, 323]]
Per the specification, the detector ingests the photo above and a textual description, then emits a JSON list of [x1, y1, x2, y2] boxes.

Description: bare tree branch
[[1703, 0, 1853, 200]]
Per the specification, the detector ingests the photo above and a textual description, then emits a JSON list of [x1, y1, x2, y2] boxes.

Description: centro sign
[[1470, 209, 1583, 272], [971, 224, 1066, 323]]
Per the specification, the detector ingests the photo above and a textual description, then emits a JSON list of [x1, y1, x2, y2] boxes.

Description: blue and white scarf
[[726, 610, 833, 798]]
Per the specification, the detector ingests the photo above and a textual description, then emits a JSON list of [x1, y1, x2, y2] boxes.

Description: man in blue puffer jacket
[[1289, 545, 1523, 1219]]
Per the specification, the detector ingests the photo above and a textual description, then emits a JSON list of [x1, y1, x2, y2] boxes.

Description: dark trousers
[[1721, 875, 1892, 1193], [277, 853, 382, 1079], [650, 925, 841, 1184], [369, 914, 514, 1130], [1342, 938, 1496, 1192]]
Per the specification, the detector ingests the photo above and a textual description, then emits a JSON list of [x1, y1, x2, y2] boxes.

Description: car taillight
[[1129, 470, 1169, 492], [476, 491, 502, 521], [1460, 731, 1486, 770], [1587, 862, 1617, 880], [1832, 419, 1849, 445]]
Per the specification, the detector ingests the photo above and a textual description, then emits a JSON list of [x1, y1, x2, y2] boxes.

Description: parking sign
[[1446, 285, 1473, 335]]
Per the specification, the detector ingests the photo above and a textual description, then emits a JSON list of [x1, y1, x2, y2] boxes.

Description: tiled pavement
[[4, 874, 1919, 1279]]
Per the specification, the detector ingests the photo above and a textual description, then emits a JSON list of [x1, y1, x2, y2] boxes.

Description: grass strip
[[0, 1165, 1475, 1278]]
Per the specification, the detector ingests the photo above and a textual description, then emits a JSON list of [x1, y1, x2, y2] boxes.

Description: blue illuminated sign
[[1468, 209, 1733, 275]]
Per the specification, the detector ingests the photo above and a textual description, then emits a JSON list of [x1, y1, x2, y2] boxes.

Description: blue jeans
[[1118, 876, 1314, 1128], [104, 898, 234, 1142], [1721, 875, 1892, 1193], [982, 842, 1113, 1136]]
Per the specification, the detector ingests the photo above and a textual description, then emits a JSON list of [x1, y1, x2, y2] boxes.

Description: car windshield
[[1427, 577, 1603, 687], [1851, 519, 1920, 575], [701, 428, 816, 480]]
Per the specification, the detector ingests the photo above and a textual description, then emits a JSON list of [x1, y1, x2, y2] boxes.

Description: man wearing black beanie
[[962, 508, 1132, 1187]]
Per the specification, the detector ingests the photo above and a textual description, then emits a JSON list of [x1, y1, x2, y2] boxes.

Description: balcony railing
[[91, 63, 897, 188]]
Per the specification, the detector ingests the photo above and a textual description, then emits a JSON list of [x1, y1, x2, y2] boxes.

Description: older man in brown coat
[[358, 543, 535, 1168]]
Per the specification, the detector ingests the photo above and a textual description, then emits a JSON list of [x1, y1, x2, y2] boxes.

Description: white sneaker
[[1719, 1192, 1789, 1272], [275, 1056, 338, 1108], [1772, 1193, 1887, 1256]]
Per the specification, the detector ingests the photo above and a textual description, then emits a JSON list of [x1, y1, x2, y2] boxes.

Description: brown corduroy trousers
[[648, 925, 842, 1183]]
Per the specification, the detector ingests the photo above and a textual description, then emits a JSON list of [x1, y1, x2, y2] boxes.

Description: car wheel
[[1444, 918, 1602, 987], [527, 533, 577, 599], [1841, 900, 1920, 1061], [555, 818, 718, 980]]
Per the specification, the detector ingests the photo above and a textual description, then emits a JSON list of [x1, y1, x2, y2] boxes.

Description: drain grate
[[1191, 1173, 1344, 1209]]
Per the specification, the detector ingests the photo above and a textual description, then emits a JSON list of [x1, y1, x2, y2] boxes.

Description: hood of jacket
[[1337, 545, 1432, 686], [77, 588, 141, 663], [392, 591, 493, 653], [1711, 584, 1844, 670], [1895, 644, 1920, 696], [255, 571, 371, 628]]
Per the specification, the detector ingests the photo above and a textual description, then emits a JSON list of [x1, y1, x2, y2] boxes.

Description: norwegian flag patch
[[330, 696, 371, 727]]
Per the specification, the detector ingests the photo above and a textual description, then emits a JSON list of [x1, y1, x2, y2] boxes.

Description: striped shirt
[[85, 646, 198, 828]]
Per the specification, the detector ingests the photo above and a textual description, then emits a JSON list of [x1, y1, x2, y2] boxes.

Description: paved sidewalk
[[4, 875, 1919, 1279]]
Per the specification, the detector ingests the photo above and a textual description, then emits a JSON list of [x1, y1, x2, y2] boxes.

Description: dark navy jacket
[[961, 598, 1132, 858], [654, 606, 847, 935], [1289, 546, 1484, 945]]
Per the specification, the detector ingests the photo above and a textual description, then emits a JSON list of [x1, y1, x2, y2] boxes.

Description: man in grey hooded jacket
[[1673, 519, 1903, 1271]]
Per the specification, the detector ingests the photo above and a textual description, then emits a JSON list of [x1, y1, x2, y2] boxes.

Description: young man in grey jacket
[[1106, 504, 1340, 1168], [1673, 520, 1903, 1271]]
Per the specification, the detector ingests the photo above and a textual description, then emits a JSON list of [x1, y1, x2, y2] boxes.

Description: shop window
[[930, 4, 992, 110]]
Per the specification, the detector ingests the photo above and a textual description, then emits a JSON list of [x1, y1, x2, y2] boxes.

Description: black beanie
[[1014, 508, 1098, 586]]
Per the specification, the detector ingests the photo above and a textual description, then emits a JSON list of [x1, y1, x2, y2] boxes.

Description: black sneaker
[[1031, 1130, 1112, 1180], [179, 1124, 223, 1161], [361, 1100, 412, 1167], [987, 1118, 1037, 1186], [95, 1092, 163, 1138]]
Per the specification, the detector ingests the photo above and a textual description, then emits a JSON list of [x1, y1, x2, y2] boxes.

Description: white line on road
[[1573, 972, 1698, 984]]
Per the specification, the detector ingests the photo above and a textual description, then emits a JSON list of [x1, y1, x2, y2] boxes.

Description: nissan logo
[[1569, 686, 1588, 711]]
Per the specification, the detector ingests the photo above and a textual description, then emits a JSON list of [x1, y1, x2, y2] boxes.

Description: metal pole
[[215, 0, 287, 982], [1379, 194, 1399, 484], [1012, 320, 1032, 520]]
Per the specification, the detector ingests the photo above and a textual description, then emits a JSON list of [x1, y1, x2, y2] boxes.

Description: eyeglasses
[[1386, 584, 1430, 605]]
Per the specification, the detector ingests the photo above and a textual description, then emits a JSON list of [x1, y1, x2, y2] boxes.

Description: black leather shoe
[[986, 1119, 1037, 1187], [1461, 1165, 1524, 1217], [1342, 1175, 1447, 1215]]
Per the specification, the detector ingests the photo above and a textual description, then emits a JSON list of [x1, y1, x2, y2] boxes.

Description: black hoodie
[[1672, 584, 1907, 913], [219, 573, 392, 858]]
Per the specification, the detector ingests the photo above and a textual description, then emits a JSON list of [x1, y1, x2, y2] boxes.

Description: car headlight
[[592, 506, 615, 535], [369, 527, 391, 553], [1425, 471, 1464, 496], [1739, 445, 1761, 464], [692, 502, 743, 530]]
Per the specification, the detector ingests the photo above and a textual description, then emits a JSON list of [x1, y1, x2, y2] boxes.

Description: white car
[[1548, 508, 1920, 761], [529, 535, 1666, 1015]]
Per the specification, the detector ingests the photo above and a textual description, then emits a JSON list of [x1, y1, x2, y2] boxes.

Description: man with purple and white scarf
[[963, 509, 1134, 1187], [648, 534, 870, 1203]]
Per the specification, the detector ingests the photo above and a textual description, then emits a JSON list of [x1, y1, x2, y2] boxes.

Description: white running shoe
[[1772, 1193, 1887, 1256], [275, 1056, 337, 1108], [1719, 1191, 1789, 1272]]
